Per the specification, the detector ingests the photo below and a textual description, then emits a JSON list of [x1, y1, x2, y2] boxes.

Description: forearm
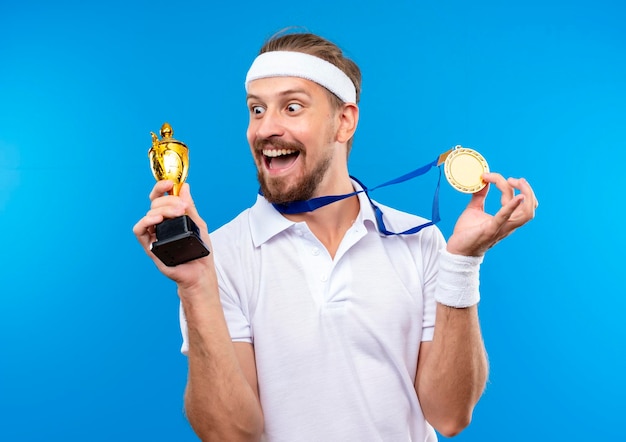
[[417, 304, 488, 436], [416, 248, 488, 436], [182, 287, 263, 441]]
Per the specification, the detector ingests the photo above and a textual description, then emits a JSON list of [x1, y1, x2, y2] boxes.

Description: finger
[[149, 180, 175, 202], [508, 177, 539, 209], [150, 194, 187, 212], [132, 213, 163, 249], [133, 197, 188, 243], [146, 203, 187, 220], [483, 172, 515, 206], [492, 193, 526, 230], [502, 177, 537, 225], [148, 179, 189, 213]]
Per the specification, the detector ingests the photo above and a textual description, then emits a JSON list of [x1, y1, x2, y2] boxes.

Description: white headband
[[245, 51, 357, 103]]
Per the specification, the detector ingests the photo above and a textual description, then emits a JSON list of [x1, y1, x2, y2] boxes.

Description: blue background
[[1, 0, 624, 440]]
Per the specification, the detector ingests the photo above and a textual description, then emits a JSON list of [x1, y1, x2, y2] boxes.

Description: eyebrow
[[246, 88, 312, 101]]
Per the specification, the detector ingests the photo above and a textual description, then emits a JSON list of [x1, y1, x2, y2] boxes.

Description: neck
[[288, 196, 360, 259], [284, 181, 360, 259]]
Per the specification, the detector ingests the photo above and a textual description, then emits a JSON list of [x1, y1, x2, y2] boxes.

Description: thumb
[[466, 182, 489, 211], [179, 183, 201, 219]]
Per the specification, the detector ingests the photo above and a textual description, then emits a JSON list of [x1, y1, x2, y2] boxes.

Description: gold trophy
[[148, 122, 210, 266]]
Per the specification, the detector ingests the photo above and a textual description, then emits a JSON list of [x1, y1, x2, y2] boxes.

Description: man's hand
[[446, 172, 538, 257], [132, 180, 216, 293]]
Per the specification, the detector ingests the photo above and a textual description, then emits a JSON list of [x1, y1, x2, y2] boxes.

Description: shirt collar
[[249, 179, 379, 247]]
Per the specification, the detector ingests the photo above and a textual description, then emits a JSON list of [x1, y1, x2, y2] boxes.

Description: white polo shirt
[[180, 185, 444, 441]]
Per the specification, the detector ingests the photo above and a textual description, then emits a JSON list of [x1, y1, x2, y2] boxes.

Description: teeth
[[263, 149, 296, 158]]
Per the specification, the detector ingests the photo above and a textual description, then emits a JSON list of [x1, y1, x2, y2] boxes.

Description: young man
[[133, 32, 538, 441]]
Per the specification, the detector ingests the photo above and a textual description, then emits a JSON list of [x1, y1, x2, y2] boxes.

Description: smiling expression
[[246, 76, 342, 204]]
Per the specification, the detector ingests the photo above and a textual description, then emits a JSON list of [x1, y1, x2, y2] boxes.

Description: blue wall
[[1, 1, 624, 440]]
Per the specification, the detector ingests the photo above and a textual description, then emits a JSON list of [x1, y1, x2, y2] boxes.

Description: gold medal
[[441, 145, 489, 193]]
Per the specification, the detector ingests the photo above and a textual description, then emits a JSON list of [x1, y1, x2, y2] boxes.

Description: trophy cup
[[148, 122, 210, 266]]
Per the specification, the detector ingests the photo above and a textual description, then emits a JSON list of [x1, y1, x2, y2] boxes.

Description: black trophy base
[[151, 215, 210, 267]]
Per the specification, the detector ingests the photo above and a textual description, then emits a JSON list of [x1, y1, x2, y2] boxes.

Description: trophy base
[[151, 215, 210, 267]]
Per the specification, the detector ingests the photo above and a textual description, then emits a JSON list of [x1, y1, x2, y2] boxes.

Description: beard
[[255, 137, 334, 205]]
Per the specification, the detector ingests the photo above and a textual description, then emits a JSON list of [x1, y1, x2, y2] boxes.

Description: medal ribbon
[[266, 153, 448, 236]]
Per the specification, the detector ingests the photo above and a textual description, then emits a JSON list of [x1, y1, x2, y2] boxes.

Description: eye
[[286, 103, 303, 113], [251, 105, 265, 115]]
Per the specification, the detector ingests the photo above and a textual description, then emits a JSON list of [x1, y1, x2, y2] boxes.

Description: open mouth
[[263, 148, 300, 171]]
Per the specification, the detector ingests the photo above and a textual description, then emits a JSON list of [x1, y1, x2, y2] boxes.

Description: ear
[[335, 103, 359, 144]]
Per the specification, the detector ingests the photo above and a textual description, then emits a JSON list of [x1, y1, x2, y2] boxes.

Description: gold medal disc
[[444, 146, 489, 193]]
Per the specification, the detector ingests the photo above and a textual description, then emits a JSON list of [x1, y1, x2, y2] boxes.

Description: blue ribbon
[[265, 156, 442, 236]]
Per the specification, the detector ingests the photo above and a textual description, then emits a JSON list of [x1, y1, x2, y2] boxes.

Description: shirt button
[[312, 247, 320, 256], [320, 273, 328, 282]]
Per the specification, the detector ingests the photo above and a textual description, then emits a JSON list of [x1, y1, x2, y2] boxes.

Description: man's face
[[246, 76, 341, 204]]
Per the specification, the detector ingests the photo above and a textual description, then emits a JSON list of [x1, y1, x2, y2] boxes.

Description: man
[[133, 31, 538, 441]]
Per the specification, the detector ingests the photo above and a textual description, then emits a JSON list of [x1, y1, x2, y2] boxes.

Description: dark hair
[[258, 30, 362, 106], [258, 30, 361, 152]]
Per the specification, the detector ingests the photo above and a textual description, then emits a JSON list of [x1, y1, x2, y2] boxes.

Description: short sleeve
[[219, 279, 253, 344], [178, 265, 253, 356], [420, 227, 446, 342], [179, 302, 190, 355]]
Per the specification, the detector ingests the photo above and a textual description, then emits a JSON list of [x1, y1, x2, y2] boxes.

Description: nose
[[251, 108, 285, 140]]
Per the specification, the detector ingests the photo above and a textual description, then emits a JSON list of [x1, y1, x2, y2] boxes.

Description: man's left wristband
[[434, 248, 484, 308]]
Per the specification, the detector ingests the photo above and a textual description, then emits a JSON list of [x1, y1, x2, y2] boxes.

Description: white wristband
[[434, 248, 484, 308]]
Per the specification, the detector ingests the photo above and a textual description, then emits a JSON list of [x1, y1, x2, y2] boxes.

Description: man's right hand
[[132, 180, 217, 295]]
